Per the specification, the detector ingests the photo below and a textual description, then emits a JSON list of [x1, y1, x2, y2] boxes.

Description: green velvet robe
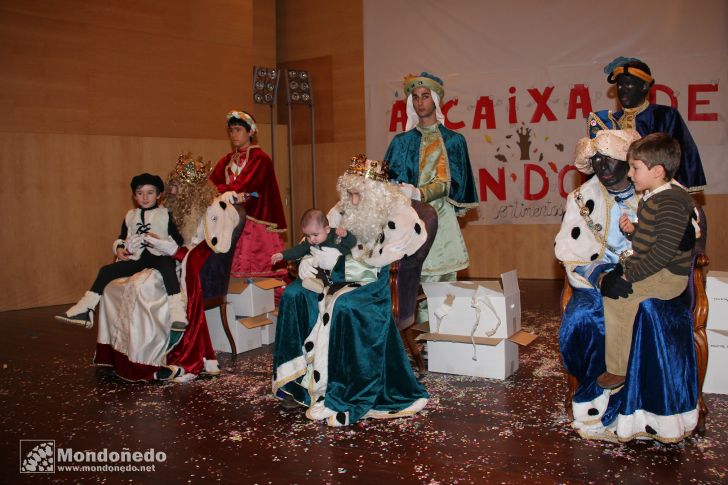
[[272, 258, 429, 426]]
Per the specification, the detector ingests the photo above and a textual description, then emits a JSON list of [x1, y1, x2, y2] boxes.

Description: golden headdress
[[345, 154, 390, 182], [169, 152, 212, 186]]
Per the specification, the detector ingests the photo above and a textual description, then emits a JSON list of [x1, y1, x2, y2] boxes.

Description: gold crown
[[345, 154, 390, 182], [170, 152, 211, 185]]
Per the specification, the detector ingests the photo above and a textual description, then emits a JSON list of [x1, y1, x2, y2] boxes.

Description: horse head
[[203, 196, 241, 253]]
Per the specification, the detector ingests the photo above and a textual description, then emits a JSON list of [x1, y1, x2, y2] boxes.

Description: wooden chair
[[199, 204, 247, 355], [390, 200, 439, 373], [560, 206, 710, 431]]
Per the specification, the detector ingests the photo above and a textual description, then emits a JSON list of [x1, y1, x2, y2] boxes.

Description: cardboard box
[[703, 271, 728, 394], [417, 270, 536, 380], [228, 277, 285, 317], [261, 309, 278, 345], [205, 304, 262, 354], [239, 313, 276, 345], [704, 328, 728, 395]]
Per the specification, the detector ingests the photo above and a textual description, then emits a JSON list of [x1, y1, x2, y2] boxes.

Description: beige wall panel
[[461, 224, 562, 280], [250, 0, 278, 124], [0, 1, 255, 139], [282, 141, 365, 240], [277, 0, 364, 144], [84, 29, 251, 139], [2, 1, 187, 36], [277, 0, 364, 242], [189, 0, 253, 46], [276, 0, 361, 61], [330, 56, 365, 143], [0, 125, 289, 311], [288, 145, 314, 238], [1, 0, 251, 45]]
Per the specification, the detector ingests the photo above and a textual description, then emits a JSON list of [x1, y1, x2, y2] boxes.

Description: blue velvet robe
[[560, 278, 699, 442]]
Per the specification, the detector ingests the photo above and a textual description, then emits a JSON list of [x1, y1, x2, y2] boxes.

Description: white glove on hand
[[125, 234, 144, 254], [399, 183, 421, 201], [309, 247, 342, 271], [298, 255, 318, 280], [326, 205, 343, 228], [143, 235, 179, 256]]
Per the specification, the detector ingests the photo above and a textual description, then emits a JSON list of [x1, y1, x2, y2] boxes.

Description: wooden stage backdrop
[[1, 0, 726, 311]]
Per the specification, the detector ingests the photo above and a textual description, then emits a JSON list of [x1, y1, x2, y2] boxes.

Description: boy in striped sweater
[[597, 133, 699, 389]]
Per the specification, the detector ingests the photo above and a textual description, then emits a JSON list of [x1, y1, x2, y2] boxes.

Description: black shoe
[[54, 310, 93, 329]]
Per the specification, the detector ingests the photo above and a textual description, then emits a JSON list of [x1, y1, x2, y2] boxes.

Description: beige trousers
[[602, 268, 688, 376]]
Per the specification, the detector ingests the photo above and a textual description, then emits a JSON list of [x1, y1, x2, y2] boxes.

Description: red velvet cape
[[209, 146, 287, 231]]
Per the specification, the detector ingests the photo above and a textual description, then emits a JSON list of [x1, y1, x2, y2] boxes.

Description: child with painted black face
[[55, 173, 187, 334]]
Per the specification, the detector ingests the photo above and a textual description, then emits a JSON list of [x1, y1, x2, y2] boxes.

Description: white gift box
[[205, 304, 262, 354], [261, 309, 278, 345], [704, 270, 728, 394], [227, 277, 285, 317], [417, 270, 536, 380]]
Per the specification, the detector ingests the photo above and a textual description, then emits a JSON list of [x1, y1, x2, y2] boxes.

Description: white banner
[[364, 1, 728, 225]]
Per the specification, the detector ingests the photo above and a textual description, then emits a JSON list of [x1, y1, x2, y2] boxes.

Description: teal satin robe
[[272, 258, 428, 426], [385, 123, 479, 276]]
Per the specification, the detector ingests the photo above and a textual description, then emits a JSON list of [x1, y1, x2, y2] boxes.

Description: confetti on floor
[[1, 281, 726, 483]]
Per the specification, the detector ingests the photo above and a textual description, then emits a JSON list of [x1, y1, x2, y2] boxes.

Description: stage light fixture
[[252, 66, 280, 106], [286, 69, 313, 106]]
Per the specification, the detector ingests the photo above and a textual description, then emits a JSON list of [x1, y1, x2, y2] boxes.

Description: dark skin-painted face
[[616, 73, 650, 109], [591, 153, 631, 191]]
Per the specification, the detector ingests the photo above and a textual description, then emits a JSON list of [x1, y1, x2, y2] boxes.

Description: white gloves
[[143, 235, 179, 256], [125, 234, 144, 255], [298, 256, 318, 280], [310, 247, 342, 270], [399, 183, 421, 201], [298, 247, 342, 280]]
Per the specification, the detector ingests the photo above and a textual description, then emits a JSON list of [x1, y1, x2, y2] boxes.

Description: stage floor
[[1, 280, 726, 483]]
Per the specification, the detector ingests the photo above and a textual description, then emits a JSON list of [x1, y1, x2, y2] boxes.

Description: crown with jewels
[[170, 152, 211, 185], [345, 154, 390, 182]]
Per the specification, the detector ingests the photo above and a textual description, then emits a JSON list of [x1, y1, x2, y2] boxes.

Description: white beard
[[336, 175, 408, 245]]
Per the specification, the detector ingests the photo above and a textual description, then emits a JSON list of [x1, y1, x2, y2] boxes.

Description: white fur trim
[[572, 389, 610, 424]]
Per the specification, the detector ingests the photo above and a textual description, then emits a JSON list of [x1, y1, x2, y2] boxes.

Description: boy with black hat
[[55, 173, 187, 331]]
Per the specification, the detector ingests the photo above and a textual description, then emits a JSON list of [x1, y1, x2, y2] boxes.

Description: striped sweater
[[624, 187, 695, 282]]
